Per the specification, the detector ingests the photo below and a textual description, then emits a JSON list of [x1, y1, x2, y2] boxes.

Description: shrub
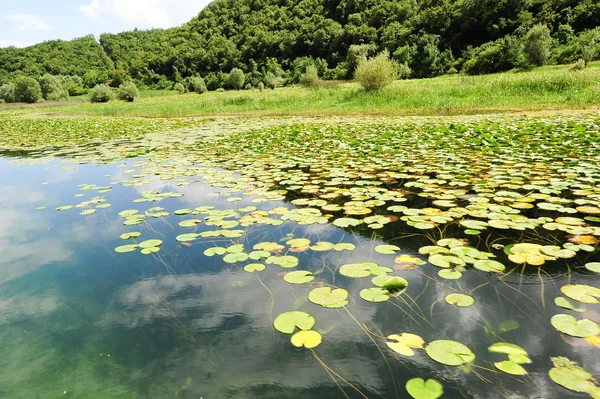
[[14, 76, 42, 103], [174, 82, 186, 94], [216, 88, 225, 92], [89, 84, 112, 103], [227, 68, 245, 90], [117, 81, 140, 102], [0, 83, 16, 103], [110, 68, 128, 88], [39, 74, 61, 99], [83, 70, 107, 88], [523, 24, 552, 66], [257, 82, 265, 91], [396, 62, 412, 79], [190, 76, 207, 94], [299, 65, 320, 86], [62, 81, 86, 96], [245, 83, 252, 90], [571, 59, 586, 71], [265, 73, 284, 89], [354, 51, 397, 91], [581, 41, 597, 67]]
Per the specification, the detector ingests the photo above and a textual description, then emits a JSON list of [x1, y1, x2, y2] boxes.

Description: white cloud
[[6, 14, 52, 31], [79, 0, 211, 29]]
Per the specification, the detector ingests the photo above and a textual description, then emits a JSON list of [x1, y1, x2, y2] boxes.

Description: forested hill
[[1, 0, 599, 89]]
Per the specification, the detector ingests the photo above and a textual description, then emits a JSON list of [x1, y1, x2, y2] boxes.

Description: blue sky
[[0, 0, 212, 48]]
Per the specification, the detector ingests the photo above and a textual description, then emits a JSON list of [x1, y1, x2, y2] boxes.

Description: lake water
[[0, 123, 598, 399]]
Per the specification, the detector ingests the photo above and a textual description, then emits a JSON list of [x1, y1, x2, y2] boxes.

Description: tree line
[[0, 0, 599, 100]]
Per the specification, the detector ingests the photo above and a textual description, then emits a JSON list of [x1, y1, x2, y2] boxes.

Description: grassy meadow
[[2, 62, 599, 120]]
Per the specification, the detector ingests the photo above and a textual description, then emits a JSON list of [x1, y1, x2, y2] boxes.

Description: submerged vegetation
[[0, 111, 598, 397]]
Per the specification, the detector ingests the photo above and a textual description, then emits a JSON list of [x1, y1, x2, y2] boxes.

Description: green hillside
[[1, 0, 599, 89]]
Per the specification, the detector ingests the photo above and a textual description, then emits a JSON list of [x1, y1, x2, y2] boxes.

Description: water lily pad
[[561, 284, 600, 304], [549, 357, 600, 396], [226, 244, 245, 253], [174, 208, 192, 215], [120, 232, 141, 240], [375, 244, 400, 254], [139, 239, 163, 249], [56, 205, 73, 211], [284, 270, 314, 284], [176, 233, 199, 242], [248, 250, 270, 260], [141, 247, 160, 255], [273, 311, 315, 334], [204, 247, 226, 256], [429, 254, 465, 269], [244, 263, 265, 272], [359, 288, 390, 302], [266, 255, 299, 268], [371, 276, 408, 294], [115, 244, 138, 253], [386, 333, 424, 356], [223, 252, 249, 263], [334, 243, 356, 251], [308, 287, 349, 308], [585, 262, 600, 273], [254, 242, 284, 252], [340, 262, 375, 278], [178, 219, 202, 227], [333, 217, 361, 227], [438, 269, 462, 280], [310, 241, 335, 251], [405, 378, 443, 399], [550, 314, 600, 337], [291, 330, 322, 348], [445, 293, 475, 307], [287, 238, 311, 248], [488, 342, 528, 356], [425, 340, 475, 366], [554, 297, 586, 312], [473, 259, 505, 272], [494, 360, 527, 375]]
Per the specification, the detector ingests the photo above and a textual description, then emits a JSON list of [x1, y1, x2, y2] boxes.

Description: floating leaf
[[405, 378, 443, 399], [174, 208, 192, 215], [139, 239, 163, 249], [375, 244, 400, 254], [266, 255, 299, 268], [550, 314, 600, 337], [56, 205, 73, 211], [141, 247, 160, 255], [204, 247, 226, 256], [494, 360, 527, 375], [445, 293, 475, 307], [176, 233, 199, 242], [291, 330, 322, 348], [333, 218, 361, 227], [554, 297, 586, 312], [372, 275, 408, 294], [287, 238, 311, 248], [549, 357, 600, 396], [561, 284, 600, 304], [178, 219, 202, 227], [386, 333, 424, 356], [498, 320, 519, 333], [488, 342, 528, 356], [333, 243, 356, 251], [340, 262, 376, 278], [429, 255, 465, 269], [284, 270, 314, 284], [223, 252, 249, 263], [308, 287, 349, 308], [310, 241, 335, 251], [425, 340, 475, 366], [585, 262, 600, 273], [120, 232, 141, 240], [273, 311, 315, 334], [359, 288, 390, 302], [244, 263, 265, 272], [438, 269, 462, 280], [473, 259, 505, 272], [115, 244, 138, 253]]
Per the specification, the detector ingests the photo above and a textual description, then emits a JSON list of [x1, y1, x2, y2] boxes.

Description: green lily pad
[[291, 330, 322, 348], [287, 238, 311, 248], [139, 239, 163, 249], [560, 284, 600, 304], [585, 262, 600, 273], [204, 247, 227, 256], [359, 288, 390, 302], [429, 254, 466, 269], [120, 232, 141, 240], [550, 314, 600, 337], [460, 220, 488, 230], [254, 242, 284, 252], [248, 250, 270, 260], [425, 340, 475, 366], [283, 270, 315, 284], [333, 217, 361, 228], [334, 243, 356, 251], [178, 219, 202, 227], [223, 252, 249, 263], [266, 255, 299, 268], [174, 208, 192, 215], [438, 269, 462, 280], [494, 360, 527, 375], [488, 342, 528, 356], [445, 293, 475, 307], [244, 263, 265, 272], [473, 259, 505, 272], [340, 262, 376, 278], [498, 320, 519, 333], [310, 241, 335, 251], [308, 287, 349, 308], [176, 233, 199, 242], [405, 378, 443, 399], [273, 311, 316, 334], [554, 297, 587, 312], [371, 275, 408, 294], [386, 333, 424, 356], [375, 244, 400, 254], [56, 205, 73, 211], [549, 357, 600, 396], [115, 244, 138, 253], [141, 247, 160, 255], [226, 244, 245, 253]]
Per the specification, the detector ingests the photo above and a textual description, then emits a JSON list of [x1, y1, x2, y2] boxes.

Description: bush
[[83, 70, 107, 88], [523, 24, 552, 66], [581, 41, 597, 67], [190, 76, 207, 93], [14, 76, 42, 103], [174, 82, 186, 94], [216, 88, 225, 92], [299, 65, 320, 86], [89, 84, 112, 103], [62, 81, 86, 96], [354, 51, 397, 91], [257, 82, 265, 91], [571, 59, 586, 71], [117, 81, 140, 102], [0, 83, 16, 103], [110, 68, 128, 88], [39, 74, 61, 99], [396, 62, 412, 79], [245, 83, 252, 90], [227, 68, 245, 90], [265, 73, 284, 89]]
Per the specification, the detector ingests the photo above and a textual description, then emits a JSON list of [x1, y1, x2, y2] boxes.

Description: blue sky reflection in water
[[0, 147, 598, 399]]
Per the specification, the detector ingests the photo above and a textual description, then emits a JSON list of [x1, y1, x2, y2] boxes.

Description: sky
[[0, 0, 213, 48]]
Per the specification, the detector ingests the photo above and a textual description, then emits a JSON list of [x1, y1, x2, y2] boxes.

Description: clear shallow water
[[0, 152, 598, 399]]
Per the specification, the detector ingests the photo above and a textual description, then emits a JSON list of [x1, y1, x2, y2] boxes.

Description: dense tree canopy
[[1, 0, 599, 90]]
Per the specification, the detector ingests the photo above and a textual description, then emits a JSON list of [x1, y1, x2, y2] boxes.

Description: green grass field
[[1, 62, 599, 119]]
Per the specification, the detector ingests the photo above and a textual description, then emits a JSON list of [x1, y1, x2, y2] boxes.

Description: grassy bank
[[3, 63, 600, 118]]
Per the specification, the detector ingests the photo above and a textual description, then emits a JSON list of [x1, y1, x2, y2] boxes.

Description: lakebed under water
[[0, 115, 598, 399]]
